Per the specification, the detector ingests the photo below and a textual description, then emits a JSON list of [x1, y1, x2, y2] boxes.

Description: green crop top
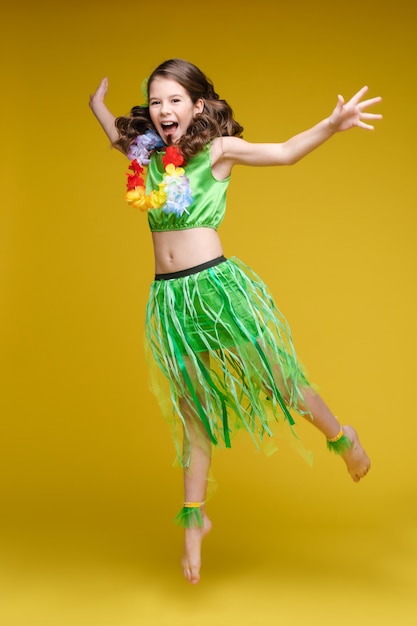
[[146, 144, 230, 232]]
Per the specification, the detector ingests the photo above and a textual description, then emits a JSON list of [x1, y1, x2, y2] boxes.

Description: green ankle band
[[326, 430, 352, 455], [174, 505, 204, 529]]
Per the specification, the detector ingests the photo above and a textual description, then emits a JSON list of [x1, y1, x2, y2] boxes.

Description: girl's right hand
[[89, 77, 108, 110], [89, 77, 120, 146]]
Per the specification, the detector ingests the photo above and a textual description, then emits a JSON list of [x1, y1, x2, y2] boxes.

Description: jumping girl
[[89, 58, 382, 585]]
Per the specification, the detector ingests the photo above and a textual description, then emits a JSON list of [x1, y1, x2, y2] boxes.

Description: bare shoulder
[[211, 136, 283, 169], [209, 137, 233, 180], [210, 137, 252, 179], [211, 136, 246, 161]]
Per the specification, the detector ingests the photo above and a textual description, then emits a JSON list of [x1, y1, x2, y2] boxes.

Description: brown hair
[[114, 59, 243, 160]]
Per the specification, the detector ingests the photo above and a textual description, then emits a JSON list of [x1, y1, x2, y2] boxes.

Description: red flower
[[126, 159, 145, 190], [162, 146, 185, 168], [129, 159, 144, 174], [126, 173, 144, 190]]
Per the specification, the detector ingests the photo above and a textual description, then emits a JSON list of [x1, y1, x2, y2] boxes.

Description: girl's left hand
[[329, 86, 382, 132]]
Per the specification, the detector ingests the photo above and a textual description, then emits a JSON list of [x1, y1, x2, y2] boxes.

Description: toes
[[183, 565, 200, 584], [181, 517, 211, 584], [351, 463, 370, 482], [190, 570, 200, 584]]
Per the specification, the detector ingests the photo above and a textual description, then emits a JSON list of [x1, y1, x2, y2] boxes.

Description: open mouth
[[161, 122, 178, 136]]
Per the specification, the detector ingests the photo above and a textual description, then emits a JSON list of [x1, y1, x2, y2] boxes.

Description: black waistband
[[154, 256, 227, 281]]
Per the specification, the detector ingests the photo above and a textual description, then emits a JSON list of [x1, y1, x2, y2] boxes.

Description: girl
[[89, 59, 381, 585]]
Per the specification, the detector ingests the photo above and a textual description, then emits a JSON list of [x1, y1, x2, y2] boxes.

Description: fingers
[[345, 89, 382, 129], [331, 85, 382, 131], [90, 77, 109, 104], [357, 113, 383, 130], [336, 94, 345, 110], [358, 95, 383, 110], [347, 86, 381, 112], [359, 111, 383, 120], [357, 120, 377, 130], [98, 77, 108, 94], [349, 85, 369, 105], [347, 87, 382, 111], [94, 77, 108, 92]]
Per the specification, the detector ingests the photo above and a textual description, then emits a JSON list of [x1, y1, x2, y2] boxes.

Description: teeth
[[162, 122, 175, 127]]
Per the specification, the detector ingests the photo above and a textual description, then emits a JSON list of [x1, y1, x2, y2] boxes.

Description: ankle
[[175, 501, 205, 528], [326, 426, 353, 455]]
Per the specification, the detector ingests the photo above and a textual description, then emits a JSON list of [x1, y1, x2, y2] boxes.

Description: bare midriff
[[152, 228, 224, 274]]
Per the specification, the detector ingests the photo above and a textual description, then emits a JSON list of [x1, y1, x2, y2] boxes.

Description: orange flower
[[125, 138, 192, 215]]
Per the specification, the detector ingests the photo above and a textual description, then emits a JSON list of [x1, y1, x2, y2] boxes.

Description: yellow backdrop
[[1, 0, 416, 624]]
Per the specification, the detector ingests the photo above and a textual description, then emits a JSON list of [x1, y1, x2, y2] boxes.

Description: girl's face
[[148, 77, 203, 144]]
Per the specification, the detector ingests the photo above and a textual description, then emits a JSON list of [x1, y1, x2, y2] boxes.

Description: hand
[[328, 86, 382, 132], [89, 77, 109, 110], [89, 77, 119, 144]]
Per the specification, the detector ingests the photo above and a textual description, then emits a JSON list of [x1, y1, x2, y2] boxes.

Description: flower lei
[[125, 130, 193, 216]]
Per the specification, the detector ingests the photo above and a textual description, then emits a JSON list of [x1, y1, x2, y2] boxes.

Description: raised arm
[[214, 86, 382, 172], [89, 77, 122, 148]]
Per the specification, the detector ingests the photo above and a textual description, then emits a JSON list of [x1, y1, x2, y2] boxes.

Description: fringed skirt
[[145, 256, 314, 467]]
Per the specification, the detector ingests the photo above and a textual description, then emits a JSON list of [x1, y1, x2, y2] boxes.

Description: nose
[[160, 100, 171, 116]]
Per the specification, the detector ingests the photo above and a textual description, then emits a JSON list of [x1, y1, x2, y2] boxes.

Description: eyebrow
[[149, 94, 184, 100]]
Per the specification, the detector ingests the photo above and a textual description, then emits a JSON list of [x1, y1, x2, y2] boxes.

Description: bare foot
[[341, 425, 371, 482], [182, 513, 212, 585]]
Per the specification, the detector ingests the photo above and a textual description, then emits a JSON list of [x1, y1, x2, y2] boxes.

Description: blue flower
[[128, 130, 164, 164], [163, 174, 193, 217]]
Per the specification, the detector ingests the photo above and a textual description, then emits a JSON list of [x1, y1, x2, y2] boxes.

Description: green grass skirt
[[145, 257, 313, 467]]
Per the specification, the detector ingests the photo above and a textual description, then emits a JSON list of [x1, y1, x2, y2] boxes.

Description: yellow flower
[[126, 188, 144, 203], [149, 188, 167, 209], [164, 163, 184, 178], [125, 147, 192, 215], [125, 188, 149, 212]]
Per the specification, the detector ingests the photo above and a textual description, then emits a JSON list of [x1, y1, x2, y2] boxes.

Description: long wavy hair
[[114, 59, 243, 160]]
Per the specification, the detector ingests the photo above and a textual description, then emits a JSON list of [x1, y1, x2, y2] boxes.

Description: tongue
[[163, 124, 177, 136]]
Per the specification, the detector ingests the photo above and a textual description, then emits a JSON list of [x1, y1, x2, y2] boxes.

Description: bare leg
[[176, 351, 213, 584], [299, 388, 370, 482], [253, 341, 370, 482], [181, 409, 212, 584], [260, 342, 371, 482]]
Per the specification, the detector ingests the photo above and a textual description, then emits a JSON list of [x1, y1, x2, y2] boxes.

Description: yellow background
[[1, 0, 416, 624]]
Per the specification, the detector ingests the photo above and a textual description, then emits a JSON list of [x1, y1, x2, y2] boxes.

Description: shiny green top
[[146, 144, 230, 232]]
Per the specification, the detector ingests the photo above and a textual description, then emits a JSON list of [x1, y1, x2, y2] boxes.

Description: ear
[[194, 98, 204, 115]]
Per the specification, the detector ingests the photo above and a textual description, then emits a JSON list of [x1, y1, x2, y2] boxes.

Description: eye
[[150, 100, 160, 106], [172, 98, 181, 103]]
